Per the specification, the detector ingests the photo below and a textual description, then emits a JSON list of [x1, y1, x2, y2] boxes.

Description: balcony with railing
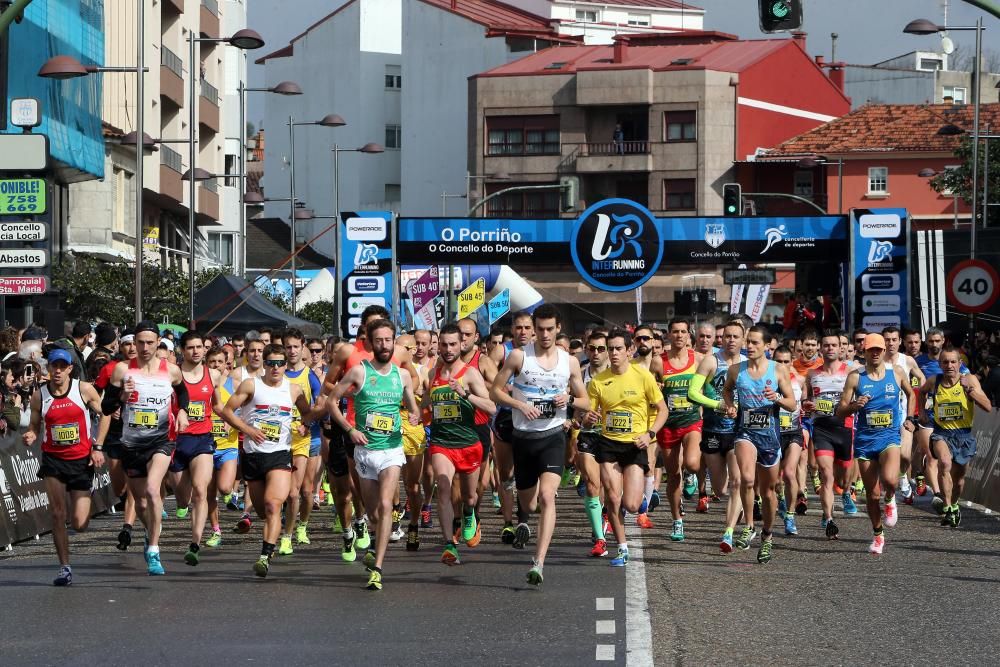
[[200, 0, 220, 37], [159, 146, 184, 203], [573, 140, 653, 172], [160, 46, 184, 107], [199, 79, 220, 132]]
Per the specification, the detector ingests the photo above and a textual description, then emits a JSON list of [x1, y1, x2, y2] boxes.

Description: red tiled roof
[[762, 103, 1000, 156], [418, 0, 577, 39], [478, 32, 790, 76]]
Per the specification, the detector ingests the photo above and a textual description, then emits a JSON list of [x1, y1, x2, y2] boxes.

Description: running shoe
[[147, 551, 165, 576], [953, 504, 963, 527], [205, 531, 222, 548], [226, 495, 241, 512], [884, 498, 898, 528], [312, 496, 321, 511], [842, 491, 858, 515], [753, 497, 762, 522], [332, 514, 343, 534], [366, 569, 383, 591], [363, 549, 376, 570], [402, 499, 410, 521], [784, 514, 798, 535], [777, 495, 788, 518], [734, 525, 757, 550], [648, 490, 660, 512], [670, 519, 684, 542], [560, 468, 572, 487], [720, 531, 734, 554], [679, 500, 686, 517], [116, 528, 132, 551], [441, 543, 460, 565], [683, 473, 697, 499], [462, 511, 478, 543], [390, 524, 405, 542], [342, 533, 357, 562], [854, 479, 865, 494], [406, 525, 420, 551], [466, 520, 482, 548], [493, 492, 502, 507], [903, 492, 914, 506], [898, 475, 912, 499], [500, 522, 515, 544], [757, 538, 773, 564], [176, 507, 189, 519], [931, 495, 946, 515], [355, 521, 371, 550], [602, 515, 611, 537], [53, 566, 72, 587], [915, 475, 927, 496], [636, 513, 654, 529], [452, 519, 463, 545], [569, 469, 581, 487], [420, 505, 433, 528], [235, 514, 252, 534], [823, 518, 839, 540], [278, 536, 293, 556], [512, 522, 531, 549], [527, 560, 544, 585], [295, 523, 310, 545], [869, 533, 885, 555], [696, 495, 710, 513], [812, 473, 821, 494], [638, 497, 648, 514], [161, 509, 168, 520], [254, 555, 269, 578], [710, 493, 722, 503], [184, 546, 200, 566], [795, 493, 808, 516], [590, 539, 608, 557], [610, 548, 629, 567]]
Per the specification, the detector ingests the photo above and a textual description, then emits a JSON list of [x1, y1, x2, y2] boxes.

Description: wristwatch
[[647, 430, 656, 440], [92, 443, 104, 451]]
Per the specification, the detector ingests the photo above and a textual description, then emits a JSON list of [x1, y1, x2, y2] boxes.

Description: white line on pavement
[[625, 522, 654, 667], [596, 597, 615, 611], [596, 619, 616, 634], [596, 644, 616, 661]]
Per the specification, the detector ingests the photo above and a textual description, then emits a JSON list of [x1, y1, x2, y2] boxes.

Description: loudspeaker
[[674, 290, 693, 316], [700, 289, 717, 314], [41, 309, 65, 339]]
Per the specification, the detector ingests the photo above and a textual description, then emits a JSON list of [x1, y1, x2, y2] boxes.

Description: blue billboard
[[850, 208, 909, 329]]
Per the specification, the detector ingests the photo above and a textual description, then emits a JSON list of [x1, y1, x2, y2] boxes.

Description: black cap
[[133, 320, 159, 335], [95, 322, 118, 347], [22, 326, 47, 341], [71, 321, 92, 338]]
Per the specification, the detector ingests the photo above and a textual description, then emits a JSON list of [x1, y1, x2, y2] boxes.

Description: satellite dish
[[942, 35, 955, 55]]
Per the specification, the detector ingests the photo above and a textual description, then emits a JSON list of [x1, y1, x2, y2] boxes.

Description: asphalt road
[[3, 485, 999, 666]]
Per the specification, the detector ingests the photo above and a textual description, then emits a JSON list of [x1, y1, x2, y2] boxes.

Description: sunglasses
[[587, 345, 607, 353], [635, 335, 653, 342], [264, 359, 287, 368], [308, 348, 324, 353]]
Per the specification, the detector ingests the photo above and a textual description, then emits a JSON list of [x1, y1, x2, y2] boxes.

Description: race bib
[[433, 401, 461, 423], [866, 411, 892, 428], [668, 395, 692, 411], [604, 411, 632, 434], [936, 402, 963, 422], [128, 407, 159, 430], [187, 401, 206, 421], [51, 423, 80, 446], [259, 419, 282, 442], [911, 376, 921, 388], [365, 411, 396, 434], [211, 418, 228, 438], [532, 399, 557, 419], [743, 409, 771, 430], [779, 414, 793, 429], [815, 398, 835, 415]]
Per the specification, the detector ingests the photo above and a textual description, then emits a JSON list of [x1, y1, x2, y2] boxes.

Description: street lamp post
[[238, 81, 302, 277], [187, 29, 264, 329], [333, 142, 384, 336], [440, 191, 466, 215], [287, 114, 345, 316]]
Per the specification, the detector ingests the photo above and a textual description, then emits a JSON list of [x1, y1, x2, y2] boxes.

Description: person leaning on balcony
[[613, 123, 624, 154]]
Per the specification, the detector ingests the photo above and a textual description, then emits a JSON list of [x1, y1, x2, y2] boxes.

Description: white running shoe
[[884, 498, 898, 528]]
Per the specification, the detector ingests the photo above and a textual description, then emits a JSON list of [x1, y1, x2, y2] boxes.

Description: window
[[113, 167, 126, 234], [627, 14, 651, 27], [385, 124, 401, 149], [485, 185, 559, 218], [943, 86, 967, 103], [665, 111, 696, 142], [207, 231, 234, 267], [384, 184, 401, 202], [919, 57, 943, 71], [793, 170, 813, 196], [486, 116, 560, 156], [385, 65, 401, 90], [224, 153, 238, 188], [575, 9, 598, 22], [868, 167, 888, 194], [664, 179, 696, 211]]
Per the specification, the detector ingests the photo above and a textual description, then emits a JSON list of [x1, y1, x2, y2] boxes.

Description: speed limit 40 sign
[[947, 259, 1000, 313]]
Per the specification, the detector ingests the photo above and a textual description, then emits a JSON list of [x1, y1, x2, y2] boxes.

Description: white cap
[[159, 339, 175, 352]]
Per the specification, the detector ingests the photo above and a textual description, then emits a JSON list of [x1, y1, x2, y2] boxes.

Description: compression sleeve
[[101, 383, 122, 415], [687, 374, 720, 410], [173, 381, 190, 411]]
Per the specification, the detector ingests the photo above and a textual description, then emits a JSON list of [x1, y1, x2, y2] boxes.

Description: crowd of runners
[[24, 306, 993, 589]]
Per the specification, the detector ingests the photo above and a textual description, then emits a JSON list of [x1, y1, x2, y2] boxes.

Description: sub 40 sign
[[0, 178, 46, 215]]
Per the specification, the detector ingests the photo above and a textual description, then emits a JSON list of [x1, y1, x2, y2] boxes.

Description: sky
[[245, 0, 1000, 125]]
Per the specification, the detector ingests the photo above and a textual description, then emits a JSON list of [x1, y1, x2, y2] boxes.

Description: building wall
[[215, 0, 248, 271], [506, 0, 704, 44]]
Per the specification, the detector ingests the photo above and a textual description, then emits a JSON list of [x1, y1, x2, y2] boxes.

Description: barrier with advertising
[[849, 208, 909, 329], [339, 211, 394, 338], [962, 407, 1000, 511], [0, 431, 117, 546]]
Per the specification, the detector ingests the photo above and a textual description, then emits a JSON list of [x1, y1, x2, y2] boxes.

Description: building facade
[[504, 0, 704, 44], [844, 50, 1000, 109]]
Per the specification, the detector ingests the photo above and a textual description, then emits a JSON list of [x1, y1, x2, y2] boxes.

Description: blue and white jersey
[[735, 360, 780, 438], [854, 367, 904, 446], [704, 350, 745, 433]]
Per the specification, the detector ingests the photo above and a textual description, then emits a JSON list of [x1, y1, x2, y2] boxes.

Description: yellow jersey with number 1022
[[588, 364, 662, 444]]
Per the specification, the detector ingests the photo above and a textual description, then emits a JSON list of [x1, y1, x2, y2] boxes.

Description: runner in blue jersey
[[722, 325, 797, 564], [836, 333, 915, 555]]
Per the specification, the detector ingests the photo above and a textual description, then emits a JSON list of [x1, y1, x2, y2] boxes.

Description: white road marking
[[596, 619, 616, 634], [596, 644, 616, 661], [596, 597, 615, 611], [624, 523, 655, 667]]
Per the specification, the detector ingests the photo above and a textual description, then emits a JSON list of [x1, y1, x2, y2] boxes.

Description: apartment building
[[844, 50, 1000, 109], [504, 0, 704, 44]]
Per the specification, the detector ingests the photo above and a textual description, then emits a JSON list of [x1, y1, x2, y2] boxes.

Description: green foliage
[[930, 134, 1000, 226], [298, 300, 334, 333]]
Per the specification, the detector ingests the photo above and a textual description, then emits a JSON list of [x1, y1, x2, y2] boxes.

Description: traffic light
[[758, 0, 802, 33], [722, 183, 741, 216], [559, 175, 579, 212]]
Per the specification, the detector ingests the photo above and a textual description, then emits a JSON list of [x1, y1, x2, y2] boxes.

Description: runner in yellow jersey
[[919, 346, 992, 527], [395, 333, 428, 550], [206, 347, 238, 548]]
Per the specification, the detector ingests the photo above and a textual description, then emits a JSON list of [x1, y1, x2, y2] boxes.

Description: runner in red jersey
[[24, 348, 105, 586]]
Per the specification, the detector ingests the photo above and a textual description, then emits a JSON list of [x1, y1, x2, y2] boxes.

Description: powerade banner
[[340, 211, 394, 338], [849, 208, 909, 330]]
